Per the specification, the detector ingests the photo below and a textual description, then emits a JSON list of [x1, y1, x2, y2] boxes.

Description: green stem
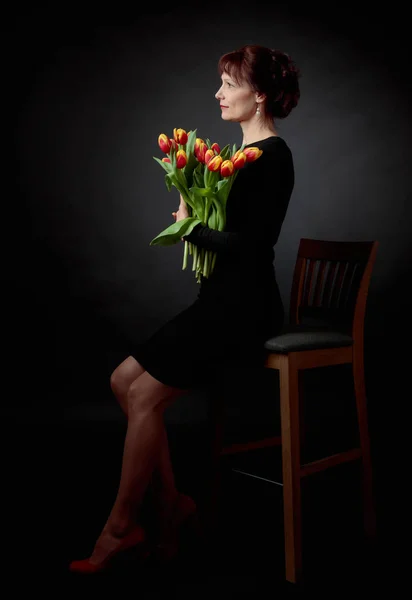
[[182, 240, 189, 270], [192, 245, 198, 271], [204, 249, 209, 278], [211, 252, 217, 273]]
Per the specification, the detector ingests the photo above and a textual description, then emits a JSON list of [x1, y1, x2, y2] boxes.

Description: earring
[[256, 104, 260, 114]]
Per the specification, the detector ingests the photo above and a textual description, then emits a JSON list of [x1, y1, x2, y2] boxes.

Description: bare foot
[[88, 524, 145, 566]]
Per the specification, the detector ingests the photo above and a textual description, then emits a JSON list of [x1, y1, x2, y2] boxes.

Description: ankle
[[104, 519, 141, 539]]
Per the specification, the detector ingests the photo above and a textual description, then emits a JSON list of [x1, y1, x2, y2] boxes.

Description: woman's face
[[215, 72, 258, 122]]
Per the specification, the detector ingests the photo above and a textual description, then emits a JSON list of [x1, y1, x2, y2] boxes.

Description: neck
[[240, 118, 277, 146]]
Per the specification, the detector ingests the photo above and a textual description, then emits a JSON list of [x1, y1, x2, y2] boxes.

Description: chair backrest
[[289, 238, 378, 340]]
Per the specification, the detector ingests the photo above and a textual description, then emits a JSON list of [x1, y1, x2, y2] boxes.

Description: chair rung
[[300, 448, 362, 477], [220, 436, 281, 456]]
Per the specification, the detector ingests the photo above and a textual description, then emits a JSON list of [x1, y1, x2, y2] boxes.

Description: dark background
[[7, 0, 410, 588]]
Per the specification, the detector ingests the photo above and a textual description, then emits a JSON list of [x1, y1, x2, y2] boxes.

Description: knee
[[110, 365, 127, 397]]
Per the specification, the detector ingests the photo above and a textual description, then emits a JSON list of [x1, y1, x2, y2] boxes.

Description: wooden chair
[[209, 237, 378, 584]]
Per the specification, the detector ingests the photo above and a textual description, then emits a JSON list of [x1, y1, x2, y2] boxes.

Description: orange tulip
[[173, 128, 188, 145], [195, 141, 207, 163], [158, 134, 171, 154], [211, 142, 221, 154], [220, 159, 234, 177], [204, 148, 216, 164], [232, 150, 247, 170], [176, 149, 187, 169], [243, 146, 263, 162], [207, 155, 223, 172]]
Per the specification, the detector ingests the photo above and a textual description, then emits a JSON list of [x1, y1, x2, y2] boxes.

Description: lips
[[220, 105, 228, 108]]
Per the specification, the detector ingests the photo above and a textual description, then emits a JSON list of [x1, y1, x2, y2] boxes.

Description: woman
[[70, 44, 301, 573]]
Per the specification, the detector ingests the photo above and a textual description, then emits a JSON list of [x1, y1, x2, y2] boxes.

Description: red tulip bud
[[195, 138, 205, 153], [243, 146, 263, 162], [173, 128, 188, 145], [204, 148, 215, 164], [176, 149, 188, 169], [195, 141, 207, 163], [211, 142, 221, 154], [158, 134, 172, 154], [207, 155, 223, 172], [220, 159, 234, 177], [232, 150, 247, 170], [170, 139, 178, 151], [162, 157, 171, 163]]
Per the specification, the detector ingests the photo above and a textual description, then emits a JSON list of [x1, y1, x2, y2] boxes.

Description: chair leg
[[352, 351, 377, 539], [298, 370, 306, 450], [279, 354, 302, 583]]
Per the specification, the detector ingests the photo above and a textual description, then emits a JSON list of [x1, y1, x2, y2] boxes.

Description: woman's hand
[[172, 195, 190, 242], [171, 194, 189, 223]]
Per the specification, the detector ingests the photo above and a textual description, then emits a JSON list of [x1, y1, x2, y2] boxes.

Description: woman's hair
[[218, 44, 301, 120]]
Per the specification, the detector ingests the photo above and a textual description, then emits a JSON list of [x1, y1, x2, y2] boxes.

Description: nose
[[215, 86, 224, 100]]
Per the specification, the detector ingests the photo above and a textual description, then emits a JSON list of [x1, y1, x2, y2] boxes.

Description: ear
[[255, 92, 266, 104]]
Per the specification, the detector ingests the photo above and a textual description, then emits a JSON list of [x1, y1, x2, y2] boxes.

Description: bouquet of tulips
[[150, 127, 263, 283]]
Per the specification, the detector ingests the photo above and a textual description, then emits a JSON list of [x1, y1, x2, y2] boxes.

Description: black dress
[[131, 136, 295, 389]]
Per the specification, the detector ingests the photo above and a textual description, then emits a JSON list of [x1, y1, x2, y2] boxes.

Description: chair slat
[[313, 260, 328, 306], [329, 261, 348, 308], [302, 259, 316, 306]]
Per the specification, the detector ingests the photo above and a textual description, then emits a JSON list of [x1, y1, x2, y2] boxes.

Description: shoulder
[[249, 137, 293, 172], [256, 136, 292, 157]]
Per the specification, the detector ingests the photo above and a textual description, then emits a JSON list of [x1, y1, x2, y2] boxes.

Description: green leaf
[[185, 128, 197, 157], [165, 173, 173, 192], [149, 217, 202, 246], [153, 156, 173, 173], [189, 187, 212, 222], [189, 186, 212, 197], [193, 163, 205, 188], [220, 144, 231, 160], [208, 205, 217, 229]]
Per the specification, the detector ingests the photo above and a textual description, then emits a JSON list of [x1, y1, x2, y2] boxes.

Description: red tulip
[[162, 157, 171, 163], [170, 139, 178, 151], [207, 155, 223, 172], [211, 142, 221, 154], [173, 128, 188, 145], [176, 149, 187, 169], [204, 148, 215, 164], [232, 150, 247, 170], [195, 141, 207, 163], [195, 138, 205, 153], [243, 146, 263, 162], [220, 159, 234, 177], [158, 134, 171, 154]]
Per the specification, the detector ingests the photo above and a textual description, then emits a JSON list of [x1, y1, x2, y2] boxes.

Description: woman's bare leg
[[88, 370, 186, 565], [110, 357, 179, 514]]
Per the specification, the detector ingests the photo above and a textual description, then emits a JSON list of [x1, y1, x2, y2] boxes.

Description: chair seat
[[264, 325, 353, 353]]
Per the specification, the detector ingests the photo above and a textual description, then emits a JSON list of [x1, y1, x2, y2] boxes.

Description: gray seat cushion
[[264, 324, 353, 353]]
